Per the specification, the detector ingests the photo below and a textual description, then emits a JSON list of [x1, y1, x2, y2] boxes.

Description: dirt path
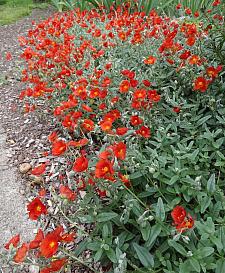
[[0, 126, 35, 248], [0, 6, 54, 258]]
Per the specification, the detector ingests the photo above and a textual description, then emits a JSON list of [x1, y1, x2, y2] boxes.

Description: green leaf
[[106, 248, 117, 263], [195, 247, 214, 259], [133, 243, 154, 268], [146, 224, 161, 249], [216, 259, 225, 273], [94, 248, 103, 262], [74, 239, 88, 256], [102, 224, 109, 238], [140, 222, 151, 241], [189, 257, 201, 272], [196, 115, 211, 126], [96, 212, 118, 222], [207, 174, 216, 194], [87, 241, 101, 251], [200, 196, 212, 213], [156, 197, 165, 221], [168, 240, 187, 256]]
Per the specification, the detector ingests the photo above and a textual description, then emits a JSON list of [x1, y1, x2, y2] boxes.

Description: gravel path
[[0, 6, 54, 264]]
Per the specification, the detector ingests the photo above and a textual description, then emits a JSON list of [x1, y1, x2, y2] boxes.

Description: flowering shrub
[[3, 1, 225, 273]]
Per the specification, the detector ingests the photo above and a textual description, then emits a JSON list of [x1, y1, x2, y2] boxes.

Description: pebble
[[19, 162, 32, 174]]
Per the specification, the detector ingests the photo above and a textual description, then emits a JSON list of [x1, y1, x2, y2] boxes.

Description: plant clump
[[3, 1, 225, 273]]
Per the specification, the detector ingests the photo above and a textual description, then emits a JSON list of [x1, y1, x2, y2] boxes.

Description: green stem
[[58, 206, 90, 236], [61, 249, 99, 273]]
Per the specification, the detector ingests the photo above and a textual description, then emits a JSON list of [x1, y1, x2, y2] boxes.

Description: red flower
[[59, 185, 76, 201], [136, 126, 151, 138], [113, 142, 127, 160], [52, 140, 67, 156], [4, 234, 20, 250], [73, 156, 88, 172], [171, 206, 186, 224], [173, 107, 181, 113], [172, 206, 195, 232], [49, 258, 67, 271], [13, 243, 28, 263], [116, 127, 128, 136], [6, 52, 12, 61], [142, 79, 151, 87], [82, 119, 95, 132], [40, 226, 63, 258], [29, 229, 44, 249], [95, 159, 114, 179], [130, 115, 143, 126], [119, 80, 131, 93], [31, 163, 47, 176], [27, 197, 47, 220], [194, 76, 208, 92]]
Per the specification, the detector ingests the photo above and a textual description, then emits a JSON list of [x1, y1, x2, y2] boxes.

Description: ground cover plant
[[2, 1, 225, 272], [0, 0, 49, 25]]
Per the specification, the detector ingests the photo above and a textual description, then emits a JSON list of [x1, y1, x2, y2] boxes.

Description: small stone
[[29, 265, 39, 273], [29, 175, 44, 185], [19, 162, 32, 174]]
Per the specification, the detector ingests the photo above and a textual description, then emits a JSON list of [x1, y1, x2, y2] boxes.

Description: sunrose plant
[[4, 1, 225, 273]]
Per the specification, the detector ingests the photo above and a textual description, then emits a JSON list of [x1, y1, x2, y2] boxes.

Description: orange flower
[[193, 76, 208, 92], [40, 226, 63, 258], [52, 140, 67, 156], [144, 56, 156, 65], [118, 31, 127, 41], [118, 172, 131, 187], [100, 120, 113, 132], [73, 156, 88, 172], [27, 197, 47, 220], [119, 80, 130, 93], [206, 66, 219, 78], [113, 142, 127, 160], [4, 234, 20, 250], [48, 131, 58, 142], [68, 138, 89, 148], [59, 185, 76, 201], [133, 89, 147, 100], [31, 163, 47, 176], [61, 232, 76, 243], [95, 159, 114, 179], [13, 243, 28, 263], [29, 229, 44, 249], [189, 55, 200, 65]]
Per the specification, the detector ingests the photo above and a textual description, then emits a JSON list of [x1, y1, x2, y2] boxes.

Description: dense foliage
[[3, 1, 225, 273]]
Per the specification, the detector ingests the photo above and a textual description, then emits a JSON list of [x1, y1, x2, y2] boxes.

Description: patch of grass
[[0, 0, 50, 25]]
